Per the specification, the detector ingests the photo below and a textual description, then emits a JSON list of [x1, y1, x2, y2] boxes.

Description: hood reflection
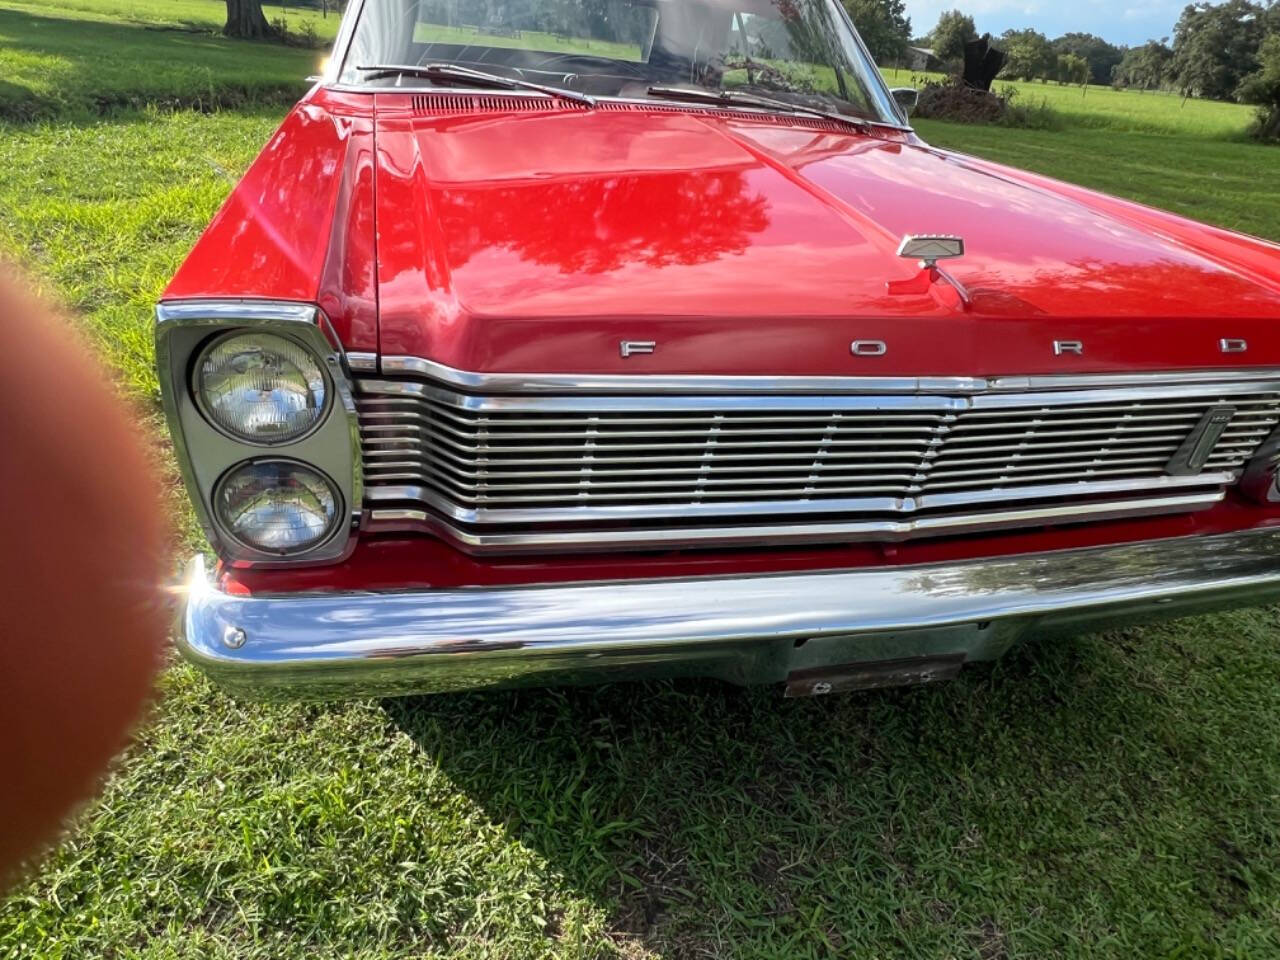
[[436, 168, 771, 275]]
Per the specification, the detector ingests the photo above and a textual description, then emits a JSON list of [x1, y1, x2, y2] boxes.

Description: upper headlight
[[195, 332, 328, 444]]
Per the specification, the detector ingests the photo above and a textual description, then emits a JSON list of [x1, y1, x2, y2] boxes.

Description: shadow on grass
[[380, 619, 1269, 954], [0, 6, 317, 123]]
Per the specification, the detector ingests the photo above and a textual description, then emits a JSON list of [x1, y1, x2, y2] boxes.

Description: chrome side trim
[[155, 298, 363, 566], [326, 0, 369, 83], [367, 491, 1222, 553], [158, 299, 320, 326], [177, 526, 1280, 699], [345, 351, 379, 372], [377, 356, 1280, 396]]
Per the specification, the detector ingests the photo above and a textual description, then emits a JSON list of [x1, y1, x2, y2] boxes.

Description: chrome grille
[[354, 372, 1280, 552]]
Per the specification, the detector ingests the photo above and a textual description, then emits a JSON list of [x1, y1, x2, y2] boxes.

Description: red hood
[[171, 92, 1280, 376], [372, 97, 1280, 376]]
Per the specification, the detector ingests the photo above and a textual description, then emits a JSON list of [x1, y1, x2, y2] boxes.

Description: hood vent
[[409, 94, 584, 114], [407, 93, 855, 132]]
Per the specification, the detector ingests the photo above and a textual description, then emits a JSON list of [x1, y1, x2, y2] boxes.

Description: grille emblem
[[620, 340, 655, 358], [1166, 405, 1236, 475]]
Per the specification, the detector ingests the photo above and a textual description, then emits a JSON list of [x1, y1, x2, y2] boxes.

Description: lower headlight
[[214, 460, 341, 555]]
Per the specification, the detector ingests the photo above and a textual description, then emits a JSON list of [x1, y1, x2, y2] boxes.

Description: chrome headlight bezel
[[192, 330, 333, 446], [155, 300, 363, 567]]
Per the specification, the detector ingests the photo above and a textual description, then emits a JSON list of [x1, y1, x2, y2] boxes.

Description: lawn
[[915, 121, 1280, 242], [2, 3, 1280, 958], [0, 0, 340, 40], [880, 65, 1259, 139], [0, 2, 321, 120]]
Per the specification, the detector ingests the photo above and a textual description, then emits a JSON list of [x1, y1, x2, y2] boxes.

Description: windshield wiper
[[646, 85, 872, 132], [357, 63, 595, 107]]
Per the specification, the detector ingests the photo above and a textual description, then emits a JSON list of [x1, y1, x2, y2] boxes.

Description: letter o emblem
[[851, 340, 887, 356]]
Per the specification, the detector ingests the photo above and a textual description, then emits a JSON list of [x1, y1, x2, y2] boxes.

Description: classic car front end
[[161, 0, 1280, 698]]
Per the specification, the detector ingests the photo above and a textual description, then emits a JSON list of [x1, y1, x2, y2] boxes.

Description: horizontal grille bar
[[365, 491, 1227, 553], [353, 372, 1280, 552]]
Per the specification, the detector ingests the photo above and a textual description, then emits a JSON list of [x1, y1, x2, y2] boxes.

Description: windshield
[[339, 0, 900, 124]]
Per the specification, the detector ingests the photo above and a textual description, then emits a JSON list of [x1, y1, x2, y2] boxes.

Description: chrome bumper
[[178, 528, 1280, 700]]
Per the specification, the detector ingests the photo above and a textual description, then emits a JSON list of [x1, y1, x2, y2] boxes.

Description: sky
[[903, 0, 1185, 47]]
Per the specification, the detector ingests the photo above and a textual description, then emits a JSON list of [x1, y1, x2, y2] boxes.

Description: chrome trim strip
[[345, 351, 379, 373], [326, 0, 369, 83], [827, 0, 911, 127], [178, 526, 1280, 698], [158, 299, 319, 325], [364, 475, 1233, 527], [377, 356, 1280, 396], [360, 376, 963, 411], [359, 374, 1280, 410], [367, 491, 1223, 553]]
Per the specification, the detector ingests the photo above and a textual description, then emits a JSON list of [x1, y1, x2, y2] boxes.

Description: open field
[[0, 3, 320, 120], [881, 65, 1258, 139], [2, 2, 1280, 957], [0, 0, 340, 40], [915, 121, 1280, 241]]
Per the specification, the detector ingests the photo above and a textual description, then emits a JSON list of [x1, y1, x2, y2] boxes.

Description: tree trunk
[[224, 0, 278, 39], [961, 35, 1006, 92], [1260, 108, 1280, 142]]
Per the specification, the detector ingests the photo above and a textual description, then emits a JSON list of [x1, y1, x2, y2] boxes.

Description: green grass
[[915, 120, 1280, 242], [881, 66, 1258, 139], [0, 0, 340, 40], [3, 2, 1280, 957], [0, 3, 321, 120], [0, 111, 275, 396]]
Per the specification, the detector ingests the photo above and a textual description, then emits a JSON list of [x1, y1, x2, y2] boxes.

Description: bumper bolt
[[223, 626, 247, 649]]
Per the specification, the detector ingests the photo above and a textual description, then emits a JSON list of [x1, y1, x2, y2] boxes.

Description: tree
[[1112, 39, 1173, 89], [998, 28, 1055, 81], [1237, 33, 1280, 138], [224, 0, 278, 38], [963, 34, 1006, 89], [1051, 32, 1124, 85], [929, 10, 978, 64], [844, 0, 912, 63], [1171, 0, 1266, 100], [1056, 52, 1091, 87]]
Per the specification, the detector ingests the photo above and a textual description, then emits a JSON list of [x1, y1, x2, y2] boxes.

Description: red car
[[161, 0, 1280, 698]]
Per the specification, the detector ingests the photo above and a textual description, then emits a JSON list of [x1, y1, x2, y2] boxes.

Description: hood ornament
[[897, 235, 964, 269], [888, 234, 970, 309]]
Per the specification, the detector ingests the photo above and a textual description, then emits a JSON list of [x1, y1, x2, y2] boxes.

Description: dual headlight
[[214, 459, 340, 554], [196, 332, 328, 444], [193, 332, 342, 556]]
